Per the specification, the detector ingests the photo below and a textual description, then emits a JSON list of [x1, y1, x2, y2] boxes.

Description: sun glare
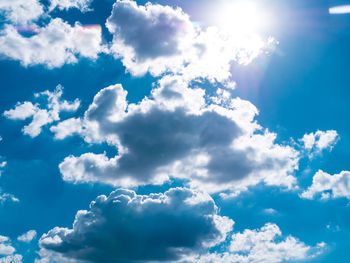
[[215, 1, 270, 35]]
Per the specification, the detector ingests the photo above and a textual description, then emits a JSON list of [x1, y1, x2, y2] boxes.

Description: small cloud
[[4, 85, 80, 138], [49, 0, 93, 12], [263, 208, 277, 214], [17, 230, 37, 243], [301, 170, 350, 200], [0, 192, 19, 204], [300, 130, 339, 158]]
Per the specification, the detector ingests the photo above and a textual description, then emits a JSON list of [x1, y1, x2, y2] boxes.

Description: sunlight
[[215, 1, 270, 35]]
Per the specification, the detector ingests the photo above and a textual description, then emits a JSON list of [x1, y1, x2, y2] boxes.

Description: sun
[[214, 1, 270, 35]]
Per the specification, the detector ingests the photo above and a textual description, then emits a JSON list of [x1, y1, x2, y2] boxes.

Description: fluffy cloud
[[17, 230, 37, 243], [301, 170, 350, 200], [49, 0, 93, 12], [0, 18, 103, 68], [0, 236, 15, 256], [190, 223, 325, 263], [0, 235, 22, 262], [106, 0, 195, 76], [38, 188, 233, 263], [0, 255, 23, 263], [52, 79, 299, 194], [301, 130, 339, 153], [0, 157, 19, 205], [4, 85, 80, 137], [106, 0, 275, 80], [0, 0, 44, 25]]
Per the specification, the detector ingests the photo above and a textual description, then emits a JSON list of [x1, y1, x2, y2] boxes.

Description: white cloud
[[0, 236, 21, 262], [0, 236, 15, 256], [106, 0, 275, 81], [301, 170, 350, 200], [38, 188, 233, 262], [190, 223, 325, 263], [0, 0, 44, 25], [2, 102, 37, 120], [49, 0, 93, 12], [263, 208, 277, 214], [4, 85, 80, 137], [0, 192, 19, 205], [0, 158, 18, 205], [0, 18, 103, 68], [0, 157, 6, 177], [51, 79, 299, 195], [301, 130, 339, 152], [0, 255, 23, 263], [17, 230, 37, 243], [0, 237, 9, 243]]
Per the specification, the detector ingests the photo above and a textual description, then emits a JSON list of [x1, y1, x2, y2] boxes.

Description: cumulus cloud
[[4, 85, 80, 137], [52, 80, 299, 194], [0, 255, 23, 263], [106, 0, 275, 80], [0, 157, 19, 205], [190, 223, 325, 263], [0, 236, 15, 256], [0, 235, 22, 262], [17, 230, 37, 243], [301, 170, 350, 200], [38, 188, 233, 263], [49, 0, 93, 12], [0, 0, 44, 25], [0, 18, 103, 68], [301, 130, 339, 153]]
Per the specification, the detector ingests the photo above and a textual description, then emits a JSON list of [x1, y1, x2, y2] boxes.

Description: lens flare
[[329, 5, 350, 14]]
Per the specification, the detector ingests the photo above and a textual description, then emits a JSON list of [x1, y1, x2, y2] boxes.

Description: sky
[[0, 0, 350, 262]]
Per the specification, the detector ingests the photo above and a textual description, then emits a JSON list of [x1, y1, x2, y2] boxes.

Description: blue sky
[[0, 0, 350, 262]]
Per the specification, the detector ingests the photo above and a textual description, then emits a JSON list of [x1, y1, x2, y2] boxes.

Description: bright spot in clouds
[[214, 1, 271, 35]]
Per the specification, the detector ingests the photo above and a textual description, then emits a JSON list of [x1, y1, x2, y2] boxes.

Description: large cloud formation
[[38, 188, 233, 263], [106, 0, 274, 79], [51, 78, 299, 194], [37, 188, 324, 263]]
